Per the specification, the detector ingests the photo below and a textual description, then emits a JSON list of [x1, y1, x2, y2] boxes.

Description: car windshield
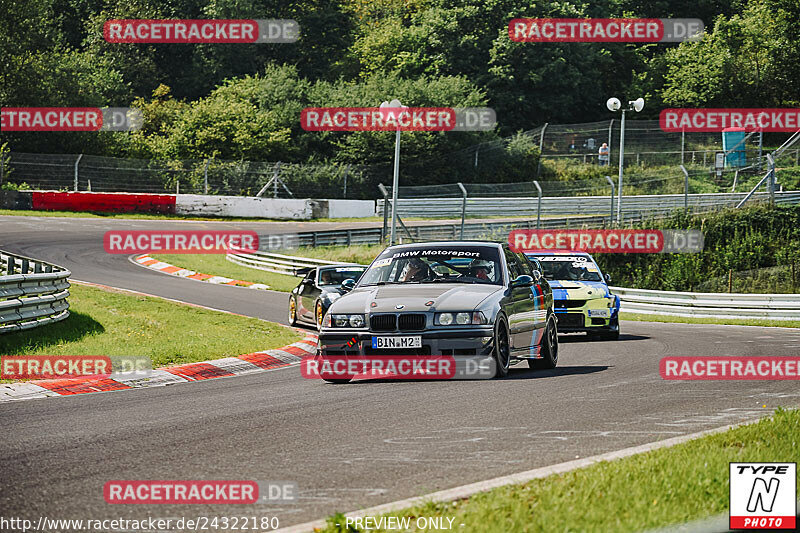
[[532, 256, 603, 282], [318, 266, 366, 286], [360, 246, 502, 286]]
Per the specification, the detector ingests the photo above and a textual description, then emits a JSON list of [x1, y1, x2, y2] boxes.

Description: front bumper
[[555, 310, 618, 333], [318, 327, 495, 357]]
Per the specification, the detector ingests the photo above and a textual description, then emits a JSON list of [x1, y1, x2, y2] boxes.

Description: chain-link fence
[[2, 120, 798, 199], [694, 264, 800, 294]]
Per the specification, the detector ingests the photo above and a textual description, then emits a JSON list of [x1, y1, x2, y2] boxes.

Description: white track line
[[278, 419, 768, 533]]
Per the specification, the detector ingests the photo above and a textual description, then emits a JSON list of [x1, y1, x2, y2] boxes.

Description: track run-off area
[[2, 215, 800, 528]]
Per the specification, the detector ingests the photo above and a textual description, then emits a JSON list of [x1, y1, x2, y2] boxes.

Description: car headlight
[[435, 311, 487, 326], [327, 314, 366, 328]]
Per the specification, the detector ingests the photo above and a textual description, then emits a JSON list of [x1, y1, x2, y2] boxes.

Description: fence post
[[607, 119, 614, 166], [532, 180, 542, 229], [768, 153, 775, 206], [74, 154, 83, 191], [457, 182, 467, 239], [605, 176, 615, 227], [342, 165, 350, 198], [203, 159, 209, 194], [681, 129, 685, 165], [378, 184, 389, 243], [727, 269, 733, 293], [732, 170, 738, 192], [680, 165, 689, 214], [536, 123, 548, 178], [0, 150, 4, 187]]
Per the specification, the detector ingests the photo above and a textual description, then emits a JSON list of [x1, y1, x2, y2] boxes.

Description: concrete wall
[[175, 194, 312, 220], [2, 190, 375, 219], [325, 199, 375, 219]]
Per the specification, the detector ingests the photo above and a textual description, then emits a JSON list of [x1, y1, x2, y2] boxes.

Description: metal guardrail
[[611, 286, 800, 321], [291, 214, 616, 248], [227, 251, 799, 321], [0, 251, 71, 333], [376, 191, 800, 218], [226, 250, 340, 276]]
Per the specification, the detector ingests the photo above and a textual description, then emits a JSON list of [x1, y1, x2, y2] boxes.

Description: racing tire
[[492, 317, 511, 378], [530, 314, 558, 370], [288, 296, 298, 326], [315, 300, 325, 331], [600, 317, 620, 341]]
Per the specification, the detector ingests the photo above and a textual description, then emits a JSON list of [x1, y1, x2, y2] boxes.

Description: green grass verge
[[149, 253, 300, 292], [0, 283, 300, 380], [321, 408, 800, 533], [620, 312, 800, 329], [295, 245, 379, 266]]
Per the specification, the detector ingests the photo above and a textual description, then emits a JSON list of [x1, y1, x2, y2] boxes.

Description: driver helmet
[[469, 259, 492, 280]]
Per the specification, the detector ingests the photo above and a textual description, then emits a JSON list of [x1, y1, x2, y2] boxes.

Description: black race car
[[288, 264, 367, 329]]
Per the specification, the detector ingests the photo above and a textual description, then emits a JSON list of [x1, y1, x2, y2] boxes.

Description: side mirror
[[604, 273, 612, 283], [531, 269, 543, 281], [340, 278, 356, 293], [510, 274, 533, 288]]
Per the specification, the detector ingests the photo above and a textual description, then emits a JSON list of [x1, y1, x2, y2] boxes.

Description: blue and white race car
[[525, 251, 620, 340]]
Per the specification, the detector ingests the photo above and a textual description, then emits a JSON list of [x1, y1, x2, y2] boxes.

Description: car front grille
[[554, 299, 586, 308], [556, 313, 585, 327], [370, 314, 396, 332], [398, 313, 426, 331]]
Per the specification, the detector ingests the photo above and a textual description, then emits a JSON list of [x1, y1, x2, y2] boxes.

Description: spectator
[[598, 142, 610, 166]]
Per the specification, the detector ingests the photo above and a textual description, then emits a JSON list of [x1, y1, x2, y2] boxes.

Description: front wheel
[[598, 316, 620, 341], [530, 314, 558, 370], [315, 301, 325, 330], [288, 296, 298, 326], [492, 317, 511, 378]]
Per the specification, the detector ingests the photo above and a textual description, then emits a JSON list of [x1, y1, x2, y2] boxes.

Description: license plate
[[371, 336, 422, 349], [588, 309, 610, 318]]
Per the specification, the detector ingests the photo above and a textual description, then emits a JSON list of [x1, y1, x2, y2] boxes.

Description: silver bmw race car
[[316, 241, 558, 381]]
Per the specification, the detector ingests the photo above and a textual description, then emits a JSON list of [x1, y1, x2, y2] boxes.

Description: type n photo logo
[[730, 463, 796, 530]]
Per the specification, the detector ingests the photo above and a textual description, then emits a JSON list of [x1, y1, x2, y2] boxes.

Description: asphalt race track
[[3, 215, 800, 528]]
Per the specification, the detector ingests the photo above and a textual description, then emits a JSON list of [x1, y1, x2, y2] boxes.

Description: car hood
[[330, 284, 502, 314], [549, 280, 611, 299]]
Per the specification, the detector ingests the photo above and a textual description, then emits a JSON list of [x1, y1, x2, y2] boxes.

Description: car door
[[503, 248, 535, 350], [298, 270, 318, 319], [518, 253, 548, 346]]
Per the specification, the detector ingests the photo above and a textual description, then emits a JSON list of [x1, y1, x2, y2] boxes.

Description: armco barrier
[[376, 191, 800, 218], [226, 251, 340, 276], [612, 286, 800, 321], [0, 251, 71, 333], [227, 251, 800, 321]]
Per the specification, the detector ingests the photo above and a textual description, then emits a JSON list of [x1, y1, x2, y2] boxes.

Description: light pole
[[380, 99, 408, 245], [606, 97, 644, 224]]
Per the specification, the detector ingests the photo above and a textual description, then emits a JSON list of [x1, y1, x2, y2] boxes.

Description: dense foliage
[[2, 0, 798, 185], [595, 205, 800, 291]]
